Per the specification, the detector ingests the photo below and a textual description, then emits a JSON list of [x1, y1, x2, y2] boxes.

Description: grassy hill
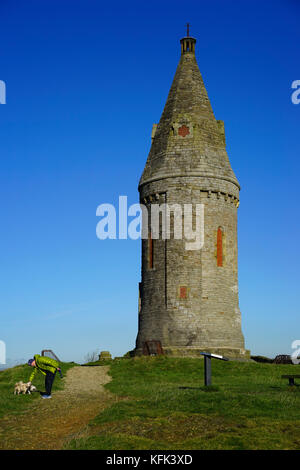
[[68, 356, 300, 450], [0, 361, 76, 419], [1, 356, 299, 450]]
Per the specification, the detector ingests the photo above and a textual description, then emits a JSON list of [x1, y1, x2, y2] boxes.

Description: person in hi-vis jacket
[[27, 354, 62, 399]]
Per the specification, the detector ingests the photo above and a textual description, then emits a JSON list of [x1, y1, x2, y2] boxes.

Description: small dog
[[14, 381, 37, 395]]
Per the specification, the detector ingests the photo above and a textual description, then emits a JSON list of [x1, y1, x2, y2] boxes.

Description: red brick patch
[[180, 286, 187, 299]]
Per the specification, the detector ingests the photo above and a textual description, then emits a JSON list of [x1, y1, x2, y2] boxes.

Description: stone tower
[[135, 32, 249, 359]]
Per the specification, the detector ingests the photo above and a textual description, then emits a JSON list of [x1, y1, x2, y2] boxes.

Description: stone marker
[[99, 351, 112, 361]]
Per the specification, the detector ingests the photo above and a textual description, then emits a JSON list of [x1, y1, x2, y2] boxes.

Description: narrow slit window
[[179, 286, 187, 299], [217, 227, 223, 267], [148, 231, 153, 269]]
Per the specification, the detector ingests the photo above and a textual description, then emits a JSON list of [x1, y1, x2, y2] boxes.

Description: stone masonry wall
[[135, 40, 249, 359]]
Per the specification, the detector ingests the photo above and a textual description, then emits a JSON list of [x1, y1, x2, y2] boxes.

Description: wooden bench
[[281, 375, 300, 386]]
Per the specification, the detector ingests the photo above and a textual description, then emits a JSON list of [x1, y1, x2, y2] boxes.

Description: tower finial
[[180, 25, 196, 54], [186, 22, 190, 37]]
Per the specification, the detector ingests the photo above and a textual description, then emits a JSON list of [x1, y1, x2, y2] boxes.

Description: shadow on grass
[[178, 386, 220, 392]]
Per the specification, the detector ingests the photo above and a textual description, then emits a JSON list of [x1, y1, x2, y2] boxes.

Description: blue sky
[[0, 0, 299, 365]]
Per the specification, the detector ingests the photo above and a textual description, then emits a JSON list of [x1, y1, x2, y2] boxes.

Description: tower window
[[148, 231, 153, 269], [217, 227, 223, 267], [179, 286, 187, 299], [178, 125, 190, 137]]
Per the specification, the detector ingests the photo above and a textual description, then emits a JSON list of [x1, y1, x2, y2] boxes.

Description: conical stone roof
[[139, 36, 239, 190]]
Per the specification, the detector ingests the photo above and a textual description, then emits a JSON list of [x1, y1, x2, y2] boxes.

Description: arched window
[[217, 227, 223, 267]]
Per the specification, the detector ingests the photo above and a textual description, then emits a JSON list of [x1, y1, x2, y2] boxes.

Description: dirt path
[[0, 366, 115, 450]]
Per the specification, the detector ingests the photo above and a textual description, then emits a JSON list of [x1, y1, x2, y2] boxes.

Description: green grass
[[67, 356, 300, 450], [0, 362, 76, 419]]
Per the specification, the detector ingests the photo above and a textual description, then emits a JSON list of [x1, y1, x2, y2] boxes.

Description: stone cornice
[[139, 173, 241, 191], [140, 190, 240, 208]]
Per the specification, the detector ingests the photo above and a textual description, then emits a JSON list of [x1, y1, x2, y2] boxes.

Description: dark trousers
[[45, 370, 56, 395]]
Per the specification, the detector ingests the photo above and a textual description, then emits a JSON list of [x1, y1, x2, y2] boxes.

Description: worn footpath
[[0, 366, 115, 449]]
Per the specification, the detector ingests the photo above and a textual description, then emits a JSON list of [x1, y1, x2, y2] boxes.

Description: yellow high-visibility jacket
[[29, 354, 59, 383]]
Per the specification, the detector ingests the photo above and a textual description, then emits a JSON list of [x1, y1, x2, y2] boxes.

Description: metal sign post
[[200, 352, 229, 386]]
